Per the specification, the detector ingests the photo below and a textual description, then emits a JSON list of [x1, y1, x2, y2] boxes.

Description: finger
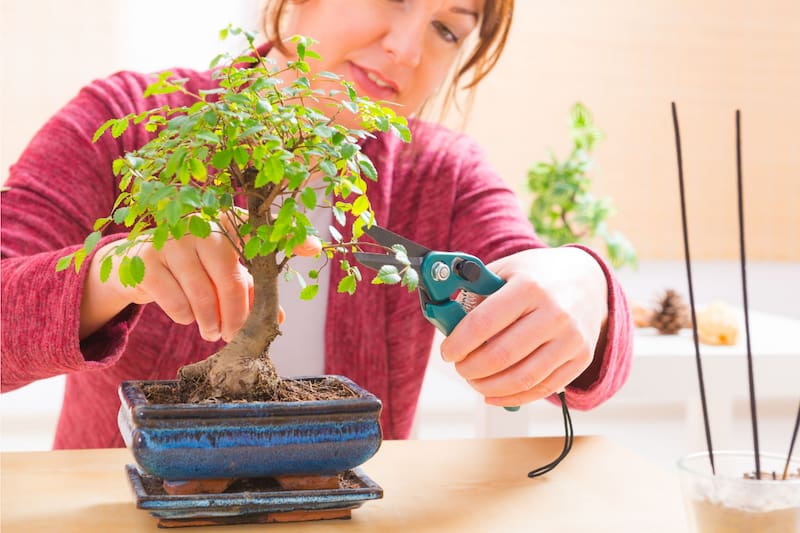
[[197, 238, 251, 342], [440, 278, 538, 363], [484, 359, 585, 407], [454, 309, 552, 380], [164, 245, 222, 341], [466, 335, 581, 399], [293, 235, 322, 257], [137, 260, 195, 326]]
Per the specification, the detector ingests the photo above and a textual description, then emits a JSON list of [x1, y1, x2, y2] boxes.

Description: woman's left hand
[[439, 247, 608, 407]]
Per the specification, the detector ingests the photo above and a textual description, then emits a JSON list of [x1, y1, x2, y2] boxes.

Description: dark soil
[[143, 376, 359, 405]]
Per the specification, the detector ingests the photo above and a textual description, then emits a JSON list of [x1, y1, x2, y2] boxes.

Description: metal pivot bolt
[[431, 261, 451, 281]]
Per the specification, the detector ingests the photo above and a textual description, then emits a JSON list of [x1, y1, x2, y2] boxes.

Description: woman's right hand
[[79, 223, 321, 341]]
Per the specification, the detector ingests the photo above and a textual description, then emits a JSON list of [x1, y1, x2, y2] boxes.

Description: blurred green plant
[[527, 102, 637, 270]]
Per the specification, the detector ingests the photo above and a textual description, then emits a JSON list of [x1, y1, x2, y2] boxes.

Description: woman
[[1, 0, 632, 448]]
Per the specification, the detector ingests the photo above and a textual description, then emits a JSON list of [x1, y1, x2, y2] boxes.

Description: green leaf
[[165, 199, 183, 226], [244, 237, 261, 260], [401, 267, 419, 291], [119, 255, 145, 287], [99, 256, 113, 282], [390, 122, 412, 143], [202, 190, 220, 211], [112, 158, 126, 175], [211, 149, 233, 170], [73, 249, 87, 273], [195, 131, 220, 144], [313, 125, 335, 139], [285, 162, 309, 188], [93, 118, 117, 142], [317, 71, 340, 80], [152, 225, 169, 249], [319, 160, 337, 177], [189, 158, 208, 181], [56, 254, 73, 272], [233, 146, 250, 166], [241, 124, 266, 138], [129, 256, 145, 285], [165, 147, 188, 178], [332, 206, 346, 226], [300, 187, 317, 210], [392, 245, 410, 266], [202, 109, 219, 126], [169, 217, 188, 240], [188, 216, 211, 238], [255, 155, 285, 188], [111, 117, 130, 138], [329, 224, 343, 243], [83, 231, 102, 254], [93, 217, 111, 231], [227, 93, 251, 107], [337, 274, 357, 295], [300, 284, 319, 300], [373, 265, 401, 285], [351, 194, 370, 216], [342, 101, 358, 114], [308, 269, 319, 280], [358, 157, 378, 181], [340, 143, 357, 159]]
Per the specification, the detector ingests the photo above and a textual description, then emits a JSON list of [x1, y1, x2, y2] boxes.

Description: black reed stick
[[671, 102, 715, 474], [782, 400, 800, 480], [735, 110, 761, 479], [783, 405, 800, 479]]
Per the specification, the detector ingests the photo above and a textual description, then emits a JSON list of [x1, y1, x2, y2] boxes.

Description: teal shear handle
[[419, 252, 519, 413], [420, 252, 504, 335]]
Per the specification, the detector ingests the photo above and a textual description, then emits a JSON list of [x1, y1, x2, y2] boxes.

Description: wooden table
[[1, 436, 688, 532]]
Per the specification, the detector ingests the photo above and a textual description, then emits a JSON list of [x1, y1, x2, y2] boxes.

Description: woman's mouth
[[347, 62, 398, 100]]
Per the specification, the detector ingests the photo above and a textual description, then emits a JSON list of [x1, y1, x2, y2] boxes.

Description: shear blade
[[363, 225, 432, 258], [352, 252, 408, 272]]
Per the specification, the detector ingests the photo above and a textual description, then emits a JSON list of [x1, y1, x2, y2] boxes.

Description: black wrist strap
[[527, 392, 574, 478]]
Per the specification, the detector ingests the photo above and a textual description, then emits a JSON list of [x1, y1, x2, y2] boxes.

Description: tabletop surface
[[0, 436, 688, 533]]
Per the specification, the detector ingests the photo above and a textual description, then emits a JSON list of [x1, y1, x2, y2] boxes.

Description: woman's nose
[[382, 15, 426, 67]]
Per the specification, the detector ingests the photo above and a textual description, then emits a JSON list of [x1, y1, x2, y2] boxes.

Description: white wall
[[1, 0, 260, 177]]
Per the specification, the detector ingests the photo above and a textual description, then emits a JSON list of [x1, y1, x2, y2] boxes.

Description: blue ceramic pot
[[117, 375, 382, 481]]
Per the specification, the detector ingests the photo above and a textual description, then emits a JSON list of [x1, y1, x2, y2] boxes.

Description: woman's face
[[271, 0, 482, 124]]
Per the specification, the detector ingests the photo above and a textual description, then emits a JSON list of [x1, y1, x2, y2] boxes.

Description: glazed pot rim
[[120, 375, 382, 420]]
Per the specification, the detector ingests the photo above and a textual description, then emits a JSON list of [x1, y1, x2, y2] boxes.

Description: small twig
[[220, 210, 247, 257], [783, 400, 800, 480], [671, 102, 715, 474], [735, 110, 761, 479]]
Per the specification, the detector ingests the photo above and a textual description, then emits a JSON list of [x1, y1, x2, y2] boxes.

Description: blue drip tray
[[126, 464, 383, 520]]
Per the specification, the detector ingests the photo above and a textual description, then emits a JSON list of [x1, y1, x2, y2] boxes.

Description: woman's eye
[[432, 21, 458, 44]]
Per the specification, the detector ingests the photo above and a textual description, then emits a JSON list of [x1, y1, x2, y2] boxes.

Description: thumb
[[292, 235, 322, 257]]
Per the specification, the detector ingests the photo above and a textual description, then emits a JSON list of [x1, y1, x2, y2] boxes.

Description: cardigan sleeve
[[0, 73, 157, 392], [0, 69, 214, 392], [446, 135, 633, 410]]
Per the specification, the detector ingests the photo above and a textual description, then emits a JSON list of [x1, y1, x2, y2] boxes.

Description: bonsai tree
[[57, 28, 411, 403], [527, 102, 637, 270]]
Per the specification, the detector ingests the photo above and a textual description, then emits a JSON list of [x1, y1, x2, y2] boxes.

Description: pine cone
[[652, 289, 689, 334]]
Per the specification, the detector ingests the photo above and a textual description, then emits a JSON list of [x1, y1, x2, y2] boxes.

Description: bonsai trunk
[[178, 202, 283, 403]]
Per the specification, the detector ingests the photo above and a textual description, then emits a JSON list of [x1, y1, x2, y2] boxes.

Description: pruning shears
[[353, 224, 519, 412]]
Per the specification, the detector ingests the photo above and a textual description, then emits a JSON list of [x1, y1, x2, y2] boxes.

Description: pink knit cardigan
[[1, 67, 632, 448]]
